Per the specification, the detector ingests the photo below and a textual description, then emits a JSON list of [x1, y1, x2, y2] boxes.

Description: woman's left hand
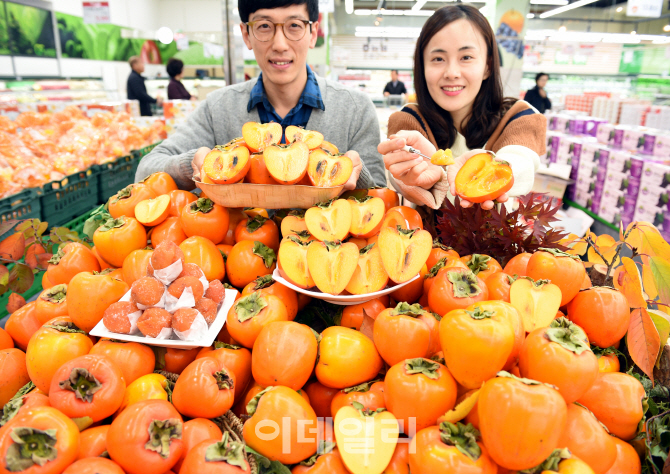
[[379, 131, 444, 190], [447, 149, 509, 210]]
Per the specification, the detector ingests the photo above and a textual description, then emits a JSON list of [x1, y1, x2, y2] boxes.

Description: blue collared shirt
[[247, 66, 325, 140]]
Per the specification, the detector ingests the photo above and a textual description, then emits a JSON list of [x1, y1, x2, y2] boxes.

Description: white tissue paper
[[173, 311, 209, 341], [151, 259, 184, 285], [164, 286, 197, 313], [102, 309, 142, 335], [153, 327, 174, 340], [135, 287, 168, 310]]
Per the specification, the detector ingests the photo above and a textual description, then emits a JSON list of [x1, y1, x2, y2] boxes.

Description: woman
[[379, 5, 544, 217], [166, 58, 195, 101]]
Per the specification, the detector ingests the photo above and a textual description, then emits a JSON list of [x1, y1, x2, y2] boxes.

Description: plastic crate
[[0, 188, 42, 241], [41, 168, 100, 227], [97, 155, 139, 203]]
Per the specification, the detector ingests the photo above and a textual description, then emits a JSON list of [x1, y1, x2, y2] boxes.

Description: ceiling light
[[527, 13, 535, 18], [616, 6, 623, 12], [412, 0, 428, 10], [540, 0, 599, 19], [345, 0, 354, 14], [558, 25, 567, 32], [530, 0, 568, 4], [664, 25, 670, 32], [374, 20, 380, 25], [631, 30, 636, 35], [601, 33, 641, 43], [156, 27, 173, 44], [354, 9, 433, 16], [355, 26, 422, 38]]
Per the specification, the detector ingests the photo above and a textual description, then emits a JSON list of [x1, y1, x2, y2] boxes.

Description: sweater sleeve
[[135, 99, 217, 190], [387, 110, 431, 142], [490, 113, 547, 156], [348, 95, 386, 188]]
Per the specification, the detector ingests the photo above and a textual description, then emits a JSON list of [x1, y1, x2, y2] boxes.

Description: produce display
[[200, 123, 353, 187], [0, 107, 166, 198], [0, 168, 669, 474]]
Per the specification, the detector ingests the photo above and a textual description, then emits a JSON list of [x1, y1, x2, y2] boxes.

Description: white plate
[[272, 269, 420, 306], [89, 289, 238, 350]]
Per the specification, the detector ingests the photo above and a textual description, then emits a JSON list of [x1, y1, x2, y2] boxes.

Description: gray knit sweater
[[135, 76, 386, 190]]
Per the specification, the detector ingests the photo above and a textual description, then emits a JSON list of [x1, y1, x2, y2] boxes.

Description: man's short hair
[[391, 69, 399, 74], [166, 58, 184, 79], [239, 0, 318, 22], [535, 72, 549, 82], [129, 56, 141, 68]]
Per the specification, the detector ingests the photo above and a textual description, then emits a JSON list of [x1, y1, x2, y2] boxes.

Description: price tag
[[82, 1, 110, 24]]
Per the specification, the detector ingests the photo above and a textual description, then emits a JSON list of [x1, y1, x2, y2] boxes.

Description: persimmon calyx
[[348, 195, 373, 204], [252, 242, 276, 268], [41, 284, 67, 304], [523, 448, 572, 473], [432, 240, 453, 251], [44, 321, 85, 334], [323, 240, 344, 251], [300, 441, 336, 466], [94, 268, 116, 276], [252, 274, 274, 290], [59, 367, 103, 402], [145, 419, 182, 459], [405, 358, 440, 380], [316, 199, 336, 209], [438, 422, 482, 462], [522, 277, 551, 288], [310, 328, 321, 344], [538, 247, 581, 260], [113, 185, 133, 203], [287, 234, 311, 246], [288, 210, 307, 219], [359, 243, 376, 255], [98, 217, 126, 232], [391, 302, 427, 318], [189, 198, 215, 214], [465, 306, 494, 320], [351, 401, 387, 417], [214, 342, 243, 351], [214, 370, 235, 390], [426, 257, 449, 278], [464, 254, 491, 274], [246, 386, 276, 416], [204, 432, 247, 467], [48, 247, 66, 265], [396, 226, 419, 238], [430, 312, 442, 321], [546, 318, 591, 355], [234, 293, 268, 323], [6, 427, 58, 471], [343, 379, 382, 394], [506, 274, 520, 285], [431, 354, 446, 365], [0, 398, 24, 426], [447, 271, 482, 298], [246, 216, 268, 233], [10, 382, 35, 403]]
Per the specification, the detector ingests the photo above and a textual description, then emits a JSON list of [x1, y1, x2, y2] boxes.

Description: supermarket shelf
[[564, 199, 619, 232]]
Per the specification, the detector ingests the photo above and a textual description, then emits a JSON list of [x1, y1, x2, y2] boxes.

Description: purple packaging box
[[580, 143, 604, 164], [606, 150, 644, 178], [637, 185, 670, 211], [584, 118, 606, 137], [574, 187, 594, 208], [624, 195, 638, 215], [553, 115, 570, 134], [598, 197, 625, 225], [596, 122, 615, 146], [596, 148, 610, 168], [569, 118, 586, 135], [602, 171, 641, 197], [622, 127, 647, 153], [644, 131, 670, 159], [640, 160, 670, 189]]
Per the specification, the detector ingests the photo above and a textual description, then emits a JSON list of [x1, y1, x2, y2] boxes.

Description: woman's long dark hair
[[414, 4, 516, 150]]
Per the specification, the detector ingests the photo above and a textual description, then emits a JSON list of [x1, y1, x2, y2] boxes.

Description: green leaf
[[244, 446, 292, 474], [649, 310, 670, 367], [650, 257, 670, 306], [8, 264, 34, 294]]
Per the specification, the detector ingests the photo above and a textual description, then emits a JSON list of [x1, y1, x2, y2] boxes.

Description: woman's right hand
[[378, 131, 443, 190]]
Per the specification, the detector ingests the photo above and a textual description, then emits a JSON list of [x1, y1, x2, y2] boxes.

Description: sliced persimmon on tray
[[305, 199, 352, 242], [278, 236, 314, 289], [348, 196, 385, 238], [378, 226, 432, 283], [307, 149, 353, 187], [345, 243, 389, 295], [263, 142, 310, 185], [306, 240, 359, 295], [286, 126, 324, 150], [242, 122, 282, 152]]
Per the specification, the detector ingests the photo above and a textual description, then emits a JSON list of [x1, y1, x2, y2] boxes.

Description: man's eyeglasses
[[246, 19, 313, 42]]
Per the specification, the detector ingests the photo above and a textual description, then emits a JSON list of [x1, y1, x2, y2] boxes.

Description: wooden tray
[[194, 178, 343, 209]]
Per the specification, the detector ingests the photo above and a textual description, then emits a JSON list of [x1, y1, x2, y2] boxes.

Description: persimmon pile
[[0, 171, 661, 474], [200, 122, 354, 187]]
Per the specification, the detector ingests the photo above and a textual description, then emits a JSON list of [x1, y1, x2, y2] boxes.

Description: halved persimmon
[[263, 142, 310, 185], [378, 226, 432, 283], [242, 122, 282, 152], [345, 243, 389, 295], [286, 126, 324, 150], [280, 210, 308, 238], [278, 237, 314, 289], [135, 195, 171, 227], [348, 196, 386, 238], [247, 152, 278, 184], [381, 206, 423, 231], [307, 149, 354, 187], [203, 145, 251, 184], [305, 199, 352, 242], [108, 183, 157, 219], [320, 141, 339, 155], [455, 152, 514, 203], [307, 240, 359, 295]]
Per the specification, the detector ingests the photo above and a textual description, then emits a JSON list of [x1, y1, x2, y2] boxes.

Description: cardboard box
[[640, 160, 670, 189]]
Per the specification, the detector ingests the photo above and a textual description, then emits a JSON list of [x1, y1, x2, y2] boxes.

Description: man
[[135, 0, 385, 191], [524, 73, 552, 114], [127, 56, 162, 116], [383, 70, 407, 98]]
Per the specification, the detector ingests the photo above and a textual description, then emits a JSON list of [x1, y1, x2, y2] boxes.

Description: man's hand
[[343, 150, 362, 191], [378, 131, 442, 190], [384, 92, 391, 97], [192, 147, 212, 178], [156, 96, 164, 106], [447, 149, 509, 210]]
